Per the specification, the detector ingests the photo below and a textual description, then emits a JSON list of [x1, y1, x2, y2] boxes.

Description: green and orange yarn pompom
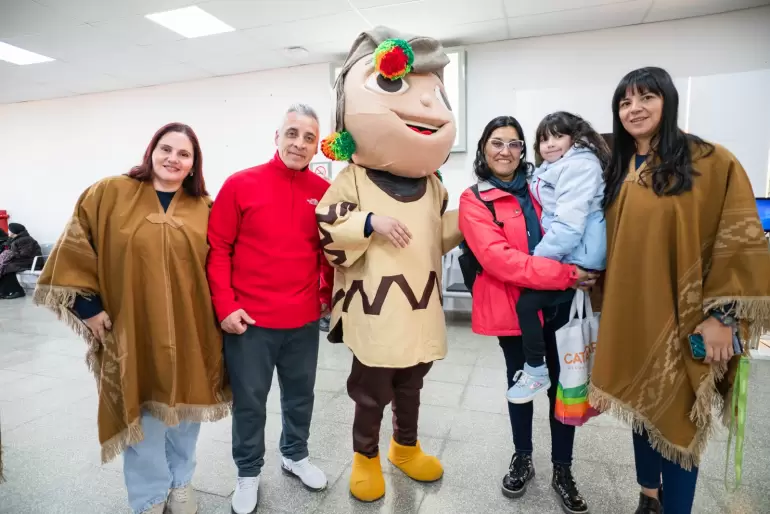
[[374, 38, 414, 80], [321, 131, 356, 161]]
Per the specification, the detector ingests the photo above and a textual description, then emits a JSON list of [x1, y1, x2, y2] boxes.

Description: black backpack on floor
[[457, 184, 502, 295]]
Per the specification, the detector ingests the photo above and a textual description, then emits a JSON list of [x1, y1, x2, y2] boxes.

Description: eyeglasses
[[489, 139, 524, 152]]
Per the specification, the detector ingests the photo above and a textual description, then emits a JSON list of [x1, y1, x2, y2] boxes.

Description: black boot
[[635, 492, 662, 514], [552, 464, 589, 513], [501, 453, 535, 498]]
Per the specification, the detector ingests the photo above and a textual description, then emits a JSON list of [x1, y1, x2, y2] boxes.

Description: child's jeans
[[516, 289, 576, 367], [123, 410, 201, 514]]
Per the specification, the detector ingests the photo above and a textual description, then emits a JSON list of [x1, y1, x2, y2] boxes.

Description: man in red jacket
[[206, 103, 333, 514]]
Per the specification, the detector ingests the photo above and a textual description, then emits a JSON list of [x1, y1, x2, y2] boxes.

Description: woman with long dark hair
[[459, 116, 595, 513], [589, 67, 770, 513], [35, 123, 230, 514]]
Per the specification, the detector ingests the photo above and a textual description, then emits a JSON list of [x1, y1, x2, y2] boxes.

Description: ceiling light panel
[[145, 6, 235, 39], [0, 42, 54, 65]]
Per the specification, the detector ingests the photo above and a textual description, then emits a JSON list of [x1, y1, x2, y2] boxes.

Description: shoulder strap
[[471, 184, 499, 224]]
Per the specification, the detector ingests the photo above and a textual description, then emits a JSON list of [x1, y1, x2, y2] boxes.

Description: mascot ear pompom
[[321, 131, 356, 161], [374, 38, 414, 80]]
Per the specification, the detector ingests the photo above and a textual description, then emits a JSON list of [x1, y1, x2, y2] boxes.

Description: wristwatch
[[710, 309, 739, 329]]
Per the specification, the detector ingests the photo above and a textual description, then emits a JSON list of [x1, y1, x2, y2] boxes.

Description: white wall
[[1, 6, 769, 244], [440, 5, 770, 207], [0, 63, 335, 242]]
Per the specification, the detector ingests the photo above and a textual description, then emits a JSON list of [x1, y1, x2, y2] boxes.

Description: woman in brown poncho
[[589, 67, 770, 514], [35, 123, 230, 514]]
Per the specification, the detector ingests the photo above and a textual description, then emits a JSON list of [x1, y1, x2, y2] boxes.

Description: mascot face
[[343, 55, 456, 177]]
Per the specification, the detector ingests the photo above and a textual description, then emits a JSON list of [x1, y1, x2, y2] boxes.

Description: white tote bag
[[554, 290, 601, 426]]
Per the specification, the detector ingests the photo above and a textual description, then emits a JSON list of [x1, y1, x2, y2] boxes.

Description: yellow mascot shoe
[[350, 452, 386, 502], [387, 438, 444, 482]]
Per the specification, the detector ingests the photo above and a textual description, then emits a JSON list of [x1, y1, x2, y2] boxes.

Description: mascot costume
[[316, 26, 463, 502]]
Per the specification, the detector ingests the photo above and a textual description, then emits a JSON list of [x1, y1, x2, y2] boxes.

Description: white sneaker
[[167, 484, 197, 514], [506, 363, 551, 404], [231, 476, 259, 514], [281, 456, 328, 491]]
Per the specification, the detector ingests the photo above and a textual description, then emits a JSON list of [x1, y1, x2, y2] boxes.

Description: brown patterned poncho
[[589, 143, 770, 469], [35, 176, 230, 463]]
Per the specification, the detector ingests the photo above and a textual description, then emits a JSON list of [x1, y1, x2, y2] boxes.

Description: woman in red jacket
[[459, 116, 596, 514]]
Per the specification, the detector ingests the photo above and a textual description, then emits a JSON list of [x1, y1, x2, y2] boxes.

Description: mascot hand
[[371, 215, 412, 248]]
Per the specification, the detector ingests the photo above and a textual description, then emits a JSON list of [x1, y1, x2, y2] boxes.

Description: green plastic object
[[724, 355, 749, 493]]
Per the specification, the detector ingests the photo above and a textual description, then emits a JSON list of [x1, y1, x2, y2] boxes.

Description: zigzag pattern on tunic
[[316, 202, 358, 266], [332, 272, 443, 315]]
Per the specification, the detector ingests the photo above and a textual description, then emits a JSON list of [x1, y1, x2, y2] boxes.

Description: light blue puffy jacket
[[529, 145, 607, 271]]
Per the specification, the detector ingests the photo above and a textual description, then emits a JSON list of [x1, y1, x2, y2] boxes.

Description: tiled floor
[[1, 296, 769, 513]]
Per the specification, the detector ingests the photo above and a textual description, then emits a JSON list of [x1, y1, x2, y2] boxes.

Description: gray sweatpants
[[224, 320, 320, 477]]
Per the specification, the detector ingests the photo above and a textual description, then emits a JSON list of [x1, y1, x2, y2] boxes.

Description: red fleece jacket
[[206, 152, 333, 329]]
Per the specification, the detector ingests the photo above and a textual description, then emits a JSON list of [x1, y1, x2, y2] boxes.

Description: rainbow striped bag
[[554, 290, 600, 426]]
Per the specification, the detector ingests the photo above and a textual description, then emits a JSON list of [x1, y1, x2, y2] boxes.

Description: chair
[[442, 246, 471, 299], [17, 243, 55, 291]]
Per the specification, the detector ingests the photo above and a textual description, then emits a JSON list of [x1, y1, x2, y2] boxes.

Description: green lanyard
[[724, 356, 749, 493]]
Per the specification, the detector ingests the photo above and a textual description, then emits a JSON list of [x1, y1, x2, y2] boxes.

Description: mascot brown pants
[[347, 357, 432, 456], [346, 356, 443, 502]]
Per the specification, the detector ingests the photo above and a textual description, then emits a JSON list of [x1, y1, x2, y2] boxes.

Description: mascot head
[[322, 26, 456, 178]]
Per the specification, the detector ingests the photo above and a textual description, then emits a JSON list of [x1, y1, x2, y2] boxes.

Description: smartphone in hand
[[689, 332, 743, 360]]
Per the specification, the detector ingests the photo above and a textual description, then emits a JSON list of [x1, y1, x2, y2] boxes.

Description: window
[[329, 46, 467, 153]]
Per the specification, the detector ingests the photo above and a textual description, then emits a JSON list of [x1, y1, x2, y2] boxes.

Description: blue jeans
[[633, 429, 699, 513], [123, 411, 201, 513]]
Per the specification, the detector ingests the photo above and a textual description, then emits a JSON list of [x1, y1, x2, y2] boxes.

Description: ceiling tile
[[644, 0, 770, 23], [362, 0, 507, 30], [56, 44, 212, 87], [149, 30, 258, 64], [242, 11, 371, 50], [2, 23, 129, 63], [0, 59, 130, 94], [507, 0, 650, 39], [429, 19, 510, 46], [32, 0, 199, 24], [0, 79, 76, 104], [197, 0, 351, 30], [348, 0, 420, 7], [503, 0, 633, 17], [192, 49, 295, 76], [109, 62, 214, 88], [87, 15, 187, 47], [0, 0, 83, 38]]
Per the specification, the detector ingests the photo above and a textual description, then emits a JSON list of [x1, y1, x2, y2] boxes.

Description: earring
[[189, 172, 194, 176]]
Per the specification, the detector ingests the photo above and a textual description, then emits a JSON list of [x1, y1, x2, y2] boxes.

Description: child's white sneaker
[[506, 363, 550, 404]]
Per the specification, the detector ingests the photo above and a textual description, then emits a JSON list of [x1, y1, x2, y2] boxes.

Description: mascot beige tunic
[[316, 27, 463, 502]]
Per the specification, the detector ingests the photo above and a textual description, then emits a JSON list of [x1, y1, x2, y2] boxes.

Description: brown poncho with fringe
[[35, 176, 230, 463], [589, 143, 770, 469]]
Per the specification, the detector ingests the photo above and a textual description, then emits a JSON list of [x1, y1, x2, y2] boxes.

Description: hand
[[695, 316, 735, 364], [221, 309, 255, 335], [370, 215, 412, 248], [572, 267, 599, 291], [84, 311, 112, 343], [320, 303, 330, 318]]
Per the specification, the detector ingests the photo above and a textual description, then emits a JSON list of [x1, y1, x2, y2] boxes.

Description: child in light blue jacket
[[507, 111, 610, 404]]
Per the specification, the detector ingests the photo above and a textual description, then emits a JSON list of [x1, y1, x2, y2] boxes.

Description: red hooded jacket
[[459, 184, 578, 336]]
